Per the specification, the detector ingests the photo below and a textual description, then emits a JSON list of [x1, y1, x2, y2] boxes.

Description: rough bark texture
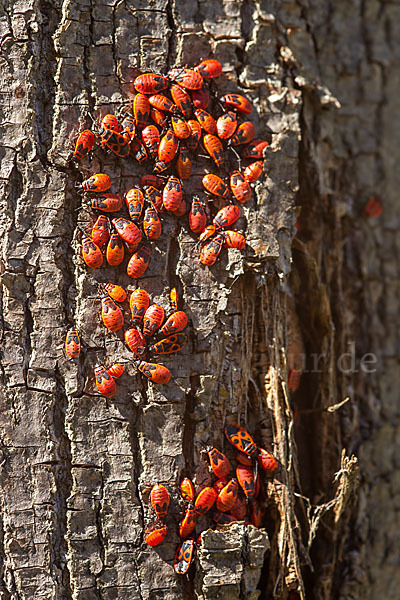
[[0, 1, 398, 599]]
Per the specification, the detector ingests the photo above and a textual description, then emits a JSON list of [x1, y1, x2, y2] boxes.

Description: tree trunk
[[0, 1, 398, 599]]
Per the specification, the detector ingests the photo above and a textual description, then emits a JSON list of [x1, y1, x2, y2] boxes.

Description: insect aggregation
[[63, 58, 277, 577]]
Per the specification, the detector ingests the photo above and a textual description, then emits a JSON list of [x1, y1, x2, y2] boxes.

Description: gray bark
[[0, 0, 398, 599]]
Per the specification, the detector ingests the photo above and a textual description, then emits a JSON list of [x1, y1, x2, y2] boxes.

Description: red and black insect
[[220, 93, 253, 114], [186, 119, 202, 151], [94, 364, 117, 397], [82, 236, 103, 269], [216, 111, 237, 140], [176, 143, 192, 180], [124, 328, 147, 355], [206, 447, 231, 478], [134, 73, 169, 95], [159, 311, 188, 336], [130, 138, 148, 163], [199, 225, 216, 244], [224, 231, 246, 250], [143, 304, 165, 337], [108, 363, 124, 379], [169, 67, 203, 90], [65, 329, 80, 358], [130, 288, 150, 323], [100, 113, 122, 133], [143, 185, 163, 212], [69, 129, 95, 161], [127, 244, 151, 278], [171, 115, 190, 139], [141, 125, 160, 157], [258, 447, 278, 472], [243, 160, 263, 182], [137, 360, 171, 384], [230, 121, 256, 146], [224, 423, 258, 458], [195, 58, 222, 79], [200, 232, 225, 266], [174, 539, 195, 574], [230, 170, 252, 204], [125, 188, 145, 222], [150, 107, 168, 128], [194, 109, 216, 134], [150, 484, 170, 518], [158, 129, 179, 163], [112, 217, 142, 247], [236, 464, 256, 500], [241, 139, 268, 159], [180, 478, 195, 503], [91, 215, 110, 248], [97, 127, 130, 158], [163, 176, 182, 212], [194, 486, 217, 516], [145, 524, 167, 547], [213, 205, 241, 230], [149, 94, 177, 113], [170, 288, 179, 312], [202, 174, 230, 199], [104, 283, 127, 303], [216, 479, 238, 512], [106, 233, 124, 267], [101, 297, 124, 332], [153, 160, 169, 173], [143, 206, 162, 239], [170, 84, 193, 118], [149, 333, 187, 355], [365, 196, 383, 217], [179, 505, 197, 538], [133, 93, 151, 128], [189, 198, 207, 234], [90, 193, 122, 213], [141, 174, 164, 190], [121, 115, 136, 143], [203, 134, 225, 168]]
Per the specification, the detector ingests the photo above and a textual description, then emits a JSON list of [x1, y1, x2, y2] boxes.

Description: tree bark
[[0, 1, 398, 599]]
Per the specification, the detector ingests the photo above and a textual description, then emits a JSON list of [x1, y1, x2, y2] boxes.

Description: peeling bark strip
[[1, 0, 397, 599]]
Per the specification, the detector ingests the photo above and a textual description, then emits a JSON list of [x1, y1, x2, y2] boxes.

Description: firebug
[[106, 233, 124, 267], [143, 304, 165, 337], [206, 447, 231, 478], [127, 244, 151, 278], [133, 73, 169, 95], [65, 329, 81, 359], [82, 236, 103, 269], [174, 539, 195, 574], [101, 297, 124, 332], [150, 484, 170, 518], [194, 487, 217, 516], [94, 364, 117, 397], [137, 361, 171, 384], [130, 288, 150, 323], [159, 311, 188, 336]]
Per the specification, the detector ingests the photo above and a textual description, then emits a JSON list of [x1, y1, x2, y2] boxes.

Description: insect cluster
[[70, 59, 267, 271], [144, 423, 278, 575], [66, 286, 188, 394], [63, 58, 277, 577]]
